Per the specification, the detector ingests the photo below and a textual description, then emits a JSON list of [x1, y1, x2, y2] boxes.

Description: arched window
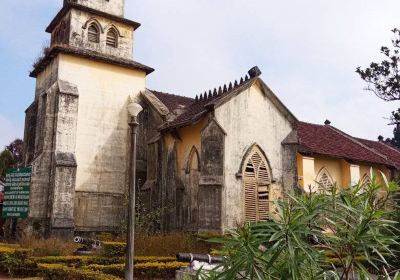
[[360, 174, 372, 189], [106, 28, 118, 48], [316, 167, 334, 190], [242, 146, 272, 222], [186, 147, 200, 228], [88, 23, 100, 43]]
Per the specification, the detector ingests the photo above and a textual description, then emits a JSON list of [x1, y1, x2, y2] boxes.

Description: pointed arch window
[[360, 174, 372, 190], [316, 168, 334, 190], [88, 23, 100, 43], [106, 28, 118, 48], [242, 146, 272, 222], [186, 147, 200, 228]]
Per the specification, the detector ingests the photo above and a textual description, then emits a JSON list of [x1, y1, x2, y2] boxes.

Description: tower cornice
[[30, 45, 154, 78], [46, 2, 141, 33]]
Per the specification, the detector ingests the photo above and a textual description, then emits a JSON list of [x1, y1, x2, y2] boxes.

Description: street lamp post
[[125, 102, 143, 280]]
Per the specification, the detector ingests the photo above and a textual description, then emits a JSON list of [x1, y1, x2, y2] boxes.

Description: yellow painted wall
[[163, 118, 208, 178], [359, 164, 390, 186], [297, 154, 303, 187], [298, 153, 392, 190], [58, 53, 146, 194]]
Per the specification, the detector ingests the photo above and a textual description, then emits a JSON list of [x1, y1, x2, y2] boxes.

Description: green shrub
[[85, 261, 189, 278], [33, 255, 177, 266], [0, 244, 37, 277], [101, 242, 126, 258], [38, 263, 120, 280]]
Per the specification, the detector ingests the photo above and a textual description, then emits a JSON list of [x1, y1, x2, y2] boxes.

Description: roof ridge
[[327, 125, 389, 161], [147, 89, 194, 100], [193, 66, 262, 103]]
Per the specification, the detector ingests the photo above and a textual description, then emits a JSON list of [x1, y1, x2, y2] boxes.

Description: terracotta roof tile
[[149, 90, 194, 112], [356, 138, 400, 168], [297, 122, 393, 167]]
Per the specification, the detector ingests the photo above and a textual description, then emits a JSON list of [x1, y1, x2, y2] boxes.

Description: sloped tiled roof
[[297, 122, 394, 167], [356, 138, 400, 168], [149, 90, 194, 112]]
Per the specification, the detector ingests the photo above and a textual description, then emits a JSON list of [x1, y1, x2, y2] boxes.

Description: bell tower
[[23, 0, 153, 238]]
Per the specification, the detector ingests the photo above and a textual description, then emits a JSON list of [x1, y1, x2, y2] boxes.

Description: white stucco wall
[[58, 54, 146, 194], [214, 82, 293, 230]]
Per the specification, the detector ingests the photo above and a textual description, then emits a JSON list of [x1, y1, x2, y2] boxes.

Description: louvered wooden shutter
[[244, 161, 257, 222], [257, 161, 270, 221], [88, 24, 99, 43], [243, 149, 271, 222], [106, 30, 117, 48]]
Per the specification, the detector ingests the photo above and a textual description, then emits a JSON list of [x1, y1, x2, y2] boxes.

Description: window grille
[[316, 168, 334, 190]]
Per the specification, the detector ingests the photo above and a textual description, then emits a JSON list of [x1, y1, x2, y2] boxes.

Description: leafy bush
[[208, 179, 400, 280], [38, 263, 120, 280]]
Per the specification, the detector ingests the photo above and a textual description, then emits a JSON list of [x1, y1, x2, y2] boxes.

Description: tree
[[356, 28, 400, 124], [384, 124, 400, 149], [0, 139, 24, 181]]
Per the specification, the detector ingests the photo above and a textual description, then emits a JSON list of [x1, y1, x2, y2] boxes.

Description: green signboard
[[2, 167, 31, 219]]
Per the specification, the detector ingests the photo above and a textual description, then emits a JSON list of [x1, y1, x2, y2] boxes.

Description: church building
[[23, 0, 400, 238]]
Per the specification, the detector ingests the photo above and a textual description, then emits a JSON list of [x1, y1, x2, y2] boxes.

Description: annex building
[[23, 0, 400, 238]]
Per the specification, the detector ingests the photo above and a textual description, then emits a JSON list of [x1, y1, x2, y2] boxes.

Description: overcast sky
[[0, 0, 400, 148]]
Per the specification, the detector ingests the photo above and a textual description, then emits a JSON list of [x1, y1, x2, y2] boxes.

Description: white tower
[[24, 0, 153, 238]]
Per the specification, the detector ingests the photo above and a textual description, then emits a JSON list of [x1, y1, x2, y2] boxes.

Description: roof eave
[[298, 146, 395, 169], [30, 45, 154, 78]]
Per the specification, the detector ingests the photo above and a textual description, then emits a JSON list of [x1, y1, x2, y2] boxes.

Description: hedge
[[0, 244, 37, 277], [0, 243, 187, 279], [33, 255, 177, 266], [85, 261, 189, 278], [101, 242, 126, 257], [38, 263, 120, 280]]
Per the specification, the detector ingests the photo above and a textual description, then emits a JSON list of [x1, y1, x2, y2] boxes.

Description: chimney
[[324, 119, 331, 125], [248, 66, 262, 78]]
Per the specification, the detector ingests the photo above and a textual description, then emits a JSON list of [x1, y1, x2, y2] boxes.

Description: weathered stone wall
[[60, 9, 134, 60], [198, 119, 225, 232], [23, 102, 38, 165], [214, 82, 294, 230], [27, 79, 80, 238], [29, 81, 60, 220], [65, 0, 125, 17]]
